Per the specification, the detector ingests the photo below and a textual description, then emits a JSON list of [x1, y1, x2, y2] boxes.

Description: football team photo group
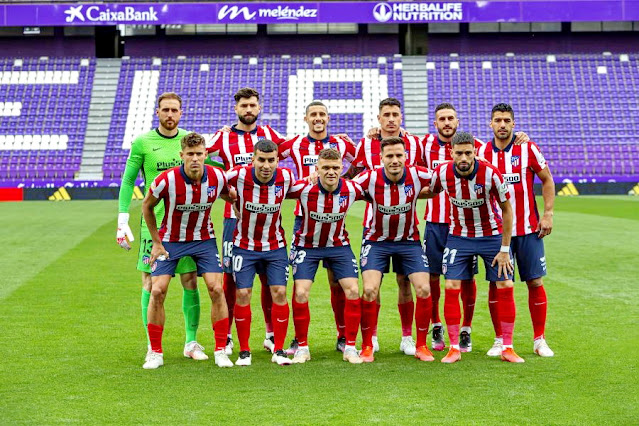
[[116, 88, 555, 369]]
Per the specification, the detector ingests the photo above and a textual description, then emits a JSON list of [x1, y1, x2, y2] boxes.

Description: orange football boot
[[501, 347, 525, 363], [441, 347, 461, 363], [359, 346, 375, 363], [415, 345, 435, 362]]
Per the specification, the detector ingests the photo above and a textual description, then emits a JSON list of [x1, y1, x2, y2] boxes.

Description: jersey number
[[442, 248, 458, 264], [292, 250, 307, 264], [233, 255, 243, 271], [223, 241, 233, 258]]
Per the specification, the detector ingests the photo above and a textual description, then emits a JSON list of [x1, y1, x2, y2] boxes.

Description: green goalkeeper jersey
[[118, 128, 190, 228]]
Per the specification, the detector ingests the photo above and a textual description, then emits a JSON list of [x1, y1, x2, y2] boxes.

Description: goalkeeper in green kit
[[117, 92, 223, 363]]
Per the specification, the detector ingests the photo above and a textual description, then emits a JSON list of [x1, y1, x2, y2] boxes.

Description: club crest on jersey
[[207, 186, 217, 197], [511, 156, 520, 167], [474, 184, 484, 195], [404, 184, 414, 197], [339, 195, 349, 208], [329, 142, 338, 149], [275, 185, 284, 197]]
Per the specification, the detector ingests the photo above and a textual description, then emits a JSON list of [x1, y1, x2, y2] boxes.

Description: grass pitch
[[0, 196, 637, 424]]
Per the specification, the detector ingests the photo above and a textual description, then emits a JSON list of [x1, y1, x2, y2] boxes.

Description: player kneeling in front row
[[353, 137, 435, 363], [227, 139, 296, 366], [287, 148, 366, 364], [428, 131, 523, 363], [141, 133, 233, 369]]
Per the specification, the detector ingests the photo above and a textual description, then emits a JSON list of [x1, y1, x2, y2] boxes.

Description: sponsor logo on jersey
[[373, 2, 463, 23], [233, 153, 253, 165], [245, 202, 279, 214], [474, 184, 484, 195], [310, 211, 346, 223], [176, 203, 213, 212], [377, 203, 411, 215], [450, 198, 485, 208], [503, 173, 521, 184], [432, 160, 443, 169], [339, 195, 349, 208], [64, 5, 158, 23], [404, 184, 414, 197], [275, 185, 284, 198], [302, 155, 319, 166], [157, 159, 182, 171], [511, 155, 520, 167]]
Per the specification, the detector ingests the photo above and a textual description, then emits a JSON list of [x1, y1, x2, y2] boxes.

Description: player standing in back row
[[207, 88, 286, 355], [117, 92, 208, 363], [478, 103, 555, 357]]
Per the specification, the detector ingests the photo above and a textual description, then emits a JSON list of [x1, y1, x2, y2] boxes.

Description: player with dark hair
[[141, 133, 232, 369], [429, 131, 523, 363], [226, 139, 295, 366], [345, 97, 423, 357], [479, 103, 555, 357], [286, 148, 366, 364], [207, 88, 286, 355], [117, 92, 209, 364], [278, 100, 357, 355], [353, 137, 434, 363]]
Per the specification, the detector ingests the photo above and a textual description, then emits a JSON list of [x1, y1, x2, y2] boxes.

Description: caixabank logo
[[64, 5, 159, 23], [373, 2, 463, 23]]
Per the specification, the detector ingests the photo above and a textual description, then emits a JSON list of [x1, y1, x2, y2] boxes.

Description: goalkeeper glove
[[116, 212, 135, 251]]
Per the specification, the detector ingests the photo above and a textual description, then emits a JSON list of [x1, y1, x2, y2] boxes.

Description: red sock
[[234, 304, 251, 352], [271, 302, 289, 352], [398, 301, 414, 337], [373, 302, 381, 336], [528, 285, 547, 340], [430, 277, 441, 323], [344, 298, 361, 347], [489, 282, 502, 338], [497, 287, 516, 346], [444, 288, 461, 346], [259, 274, 273, 333], [147, 323, 164, 353], [361, 299, 377, 347], [223, 273, 236, 334], [461, 279, 477, 328], [415, 296, 432, 347], [213, 318, 229, 351], [330, 285, 346, 338], [292, 298, 310, 347]]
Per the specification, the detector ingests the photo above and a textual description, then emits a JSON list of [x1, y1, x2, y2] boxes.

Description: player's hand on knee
[[150, 243, 169, 265], [492, 252, 513, 278], [116, 213, 135, 251]]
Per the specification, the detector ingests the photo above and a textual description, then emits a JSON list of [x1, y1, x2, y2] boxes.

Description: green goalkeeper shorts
[[137, 228, 197, 274]]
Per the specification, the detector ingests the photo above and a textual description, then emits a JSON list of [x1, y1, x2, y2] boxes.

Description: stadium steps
[[401, 56, 429, 135], [77, 58, 122, 180]]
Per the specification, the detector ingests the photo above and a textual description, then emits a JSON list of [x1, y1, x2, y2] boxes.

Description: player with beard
[[278, 101, 356, 355], [117, 92, 209, 364], [478, 103, 555, 358], [207, 88, 285, 356], [344, 98, 423, 357], [429, 131, 523, 363], [420, 103, 530, 353]]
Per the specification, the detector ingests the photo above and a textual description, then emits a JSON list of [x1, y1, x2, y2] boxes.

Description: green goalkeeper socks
[[183, 288, 200, 343], [141, 288, 151, 345]]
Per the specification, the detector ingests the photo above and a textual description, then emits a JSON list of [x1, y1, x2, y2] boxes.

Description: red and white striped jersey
[[150, 165, 227, 243], [226, 165, 295, 251], [206, 125, 285, 219], [352, 133, 422, 171], [279, 134, 356, 216], [420, 134, 484, 224], [353, 166, 432, 242], [430, 160, 510, 238], [287, 178, 366, 248], [477, 139, 547, 236]]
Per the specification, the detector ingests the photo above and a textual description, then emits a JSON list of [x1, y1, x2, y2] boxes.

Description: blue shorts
[[424, 222, 478, 276], [360, 240, 428, 276], [151, 238, 222, 277], [232, 247, 289, 289], [361, 228, 399, 274], [443, 235, 513, 282], [221, 218, 237, 273], [290, 245, 358, 281], [511, 233, 547, 281]]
